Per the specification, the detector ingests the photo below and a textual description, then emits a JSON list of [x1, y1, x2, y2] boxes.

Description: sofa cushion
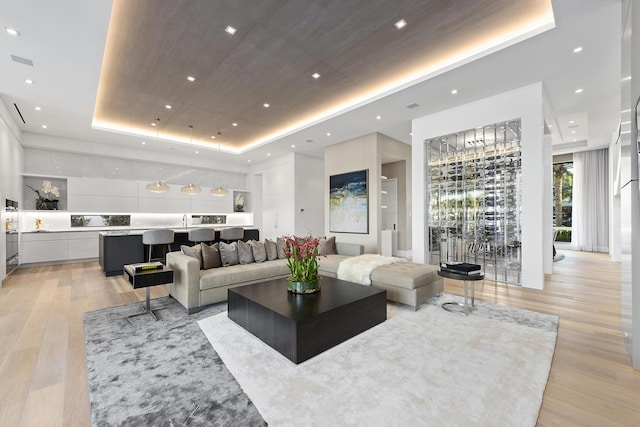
[[370, 262, 440, 290], [181, 244, 203, 269], [265, 239, 278, 261], [201, 242, 222, 269], [318, 254, 348, 276], [318, 236, 337, 255], [219, 241, 240, 266], [238, 240, 255, 264], [276, 237, 287, 259], [199, 259, 290, 290], [250, 240, 267, 263]]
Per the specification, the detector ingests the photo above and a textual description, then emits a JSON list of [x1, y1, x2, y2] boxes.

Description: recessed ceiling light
[[151, 122, 157, 126], [574, 138, 577, 141], [210, 135, 216, 139], [232, 122, 238, 126], [451, 89, 458, 94], [24, 78, 34, 85], [5, 27, 19, 37], [225, 25, 237, 35], [195, 150, 199, 154], [312, 72, 321, 79], [571, 130, 577, 134], [394, 19, 407, 29], [376, 115, 381, 120], [187, 76, 196, 82], [291, 144, 295, 148], [622, 76, 632, 82], [574, 88, 583, 94], [410, 132, 413, 136], [165, 104, 172, 109], [35, 106, 41, 111], [568, 120, 575, 124], [247, 159, 251, 163], [263, 103, 270, 108], [573, 46, 583, 53], [326, 132, 331, 136], [267, 153, 271, 156], [41, 124, 47, 129], [141, 141, 146, 145]]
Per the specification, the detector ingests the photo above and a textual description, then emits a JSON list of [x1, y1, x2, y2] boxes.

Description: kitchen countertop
[[21, 226, 256, 235]]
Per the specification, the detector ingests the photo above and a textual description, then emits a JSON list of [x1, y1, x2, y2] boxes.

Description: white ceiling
[[0, 0, 622, 170]]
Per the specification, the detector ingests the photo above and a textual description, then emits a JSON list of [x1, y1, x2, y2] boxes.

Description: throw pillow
[[219, 241, 240, 266], [318, 236, 337, 255], [237, 240, 255, 264], [250, 240, 267, 263], [181, 244, 203, 269], [276, 237, 287, 259], [265, 239, 278, 261], [201, 242, 222, 269]]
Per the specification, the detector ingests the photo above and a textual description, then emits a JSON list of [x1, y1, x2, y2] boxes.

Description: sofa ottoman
[[370, 262, 443, 310]]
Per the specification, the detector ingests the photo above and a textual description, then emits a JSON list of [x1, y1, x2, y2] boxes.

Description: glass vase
[[287, 278, 320, 294]]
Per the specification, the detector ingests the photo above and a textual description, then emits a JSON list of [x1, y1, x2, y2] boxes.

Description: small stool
[[219, 227, 244, 243], [142, 229, 175, 263], [188, 228, 215, 244]]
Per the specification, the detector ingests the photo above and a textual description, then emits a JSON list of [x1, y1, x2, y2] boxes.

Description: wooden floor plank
[[0, 250, 638, 426]]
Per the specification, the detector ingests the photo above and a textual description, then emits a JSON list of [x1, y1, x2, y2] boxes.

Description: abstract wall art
[[329, 169, 368, 233]]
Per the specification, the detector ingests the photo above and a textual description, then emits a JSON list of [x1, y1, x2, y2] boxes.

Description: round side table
[[437, 270, 485, 315]]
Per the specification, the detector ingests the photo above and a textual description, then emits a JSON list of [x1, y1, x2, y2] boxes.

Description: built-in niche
[[70, 215, 131, 227], [425, 119, 522, 284], [24, 176, 68, 210]]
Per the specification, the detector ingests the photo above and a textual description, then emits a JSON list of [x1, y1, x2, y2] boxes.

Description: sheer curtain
[[571, 148, 609, 252]]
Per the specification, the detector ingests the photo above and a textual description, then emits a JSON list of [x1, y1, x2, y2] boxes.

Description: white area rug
[[198, 299, 557, 427], [337, 254, 405, 285]]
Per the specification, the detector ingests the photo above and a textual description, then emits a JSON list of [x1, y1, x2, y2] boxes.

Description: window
[[553, 161, 573, 241]]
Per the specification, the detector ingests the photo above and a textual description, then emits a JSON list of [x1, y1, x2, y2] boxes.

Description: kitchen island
[[99, 228, 259, 276]]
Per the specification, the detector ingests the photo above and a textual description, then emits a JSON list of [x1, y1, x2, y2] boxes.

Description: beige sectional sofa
[[166, 240, 443, 313], [166, 242, 364, 313]]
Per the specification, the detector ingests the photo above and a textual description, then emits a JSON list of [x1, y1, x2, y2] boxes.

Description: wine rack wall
[[425, 119, 522, 284]]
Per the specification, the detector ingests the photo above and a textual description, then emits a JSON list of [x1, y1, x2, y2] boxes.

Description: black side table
[[124, 264, 174, 320], [437, 270, 485, 315]]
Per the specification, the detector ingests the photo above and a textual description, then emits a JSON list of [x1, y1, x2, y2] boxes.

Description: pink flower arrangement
[[283, 235, 321, 283]]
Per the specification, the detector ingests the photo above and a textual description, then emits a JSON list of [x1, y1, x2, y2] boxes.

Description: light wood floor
[[0, 251, 638, 426]]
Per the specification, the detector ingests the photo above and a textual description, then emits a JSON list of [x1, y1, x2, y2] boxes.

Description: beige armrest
[[166, 251, 200, 311]]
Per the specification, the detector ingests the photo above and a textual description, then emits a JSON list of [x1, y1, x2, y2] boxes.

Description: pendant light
[[211, 135, 229, 197], [181, 125, 202, 195], [146, 118, 170, 193]]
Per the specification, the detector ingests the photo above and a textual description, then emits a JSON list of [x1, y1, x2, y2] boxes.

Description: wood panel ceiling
[[93, 0, 552, 152]]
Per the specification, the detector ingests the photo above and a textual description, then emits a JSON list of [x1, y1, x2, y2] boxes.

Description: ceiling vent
[[10, 54, 33, 66], [13, 103, 26, 124], [406, 103, 420, 109]]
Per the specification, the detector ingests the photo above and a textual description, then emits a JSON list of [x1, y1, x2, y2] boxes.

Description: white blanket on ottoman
[[337, 254, 405, 285]]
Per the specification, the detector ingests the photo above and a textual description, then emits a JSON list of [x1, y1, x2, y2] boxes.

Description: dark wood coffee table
[[228, 277, 387, 364]]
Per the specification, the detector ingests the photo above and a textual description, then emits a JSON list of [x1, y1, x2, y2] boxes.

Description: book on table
[[130, 261, 164, 273], [440, 262, 482, 275]]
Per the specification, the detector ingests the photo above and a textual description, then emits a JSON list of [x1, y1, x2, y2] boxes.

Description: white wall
[[0, 100, 24, 283], [621, 0, 640, 369], [412, 83, 551, 289], [325, 134, 380, 253], [294, 153, 324, 237], [258, 153, 296, 240]]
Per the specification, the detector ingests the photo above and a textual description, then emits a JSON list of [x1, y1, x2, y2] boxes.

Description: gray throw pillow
[[250, 240, 267, 263], [318, 236, 337, 255], [276, 237, 287, 259], [201, 242, 222, 269], [181, 244, 203, 269], [265, 239, 278, 261], [219, 241, 240, 266], [237, 240, 255, 264]]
